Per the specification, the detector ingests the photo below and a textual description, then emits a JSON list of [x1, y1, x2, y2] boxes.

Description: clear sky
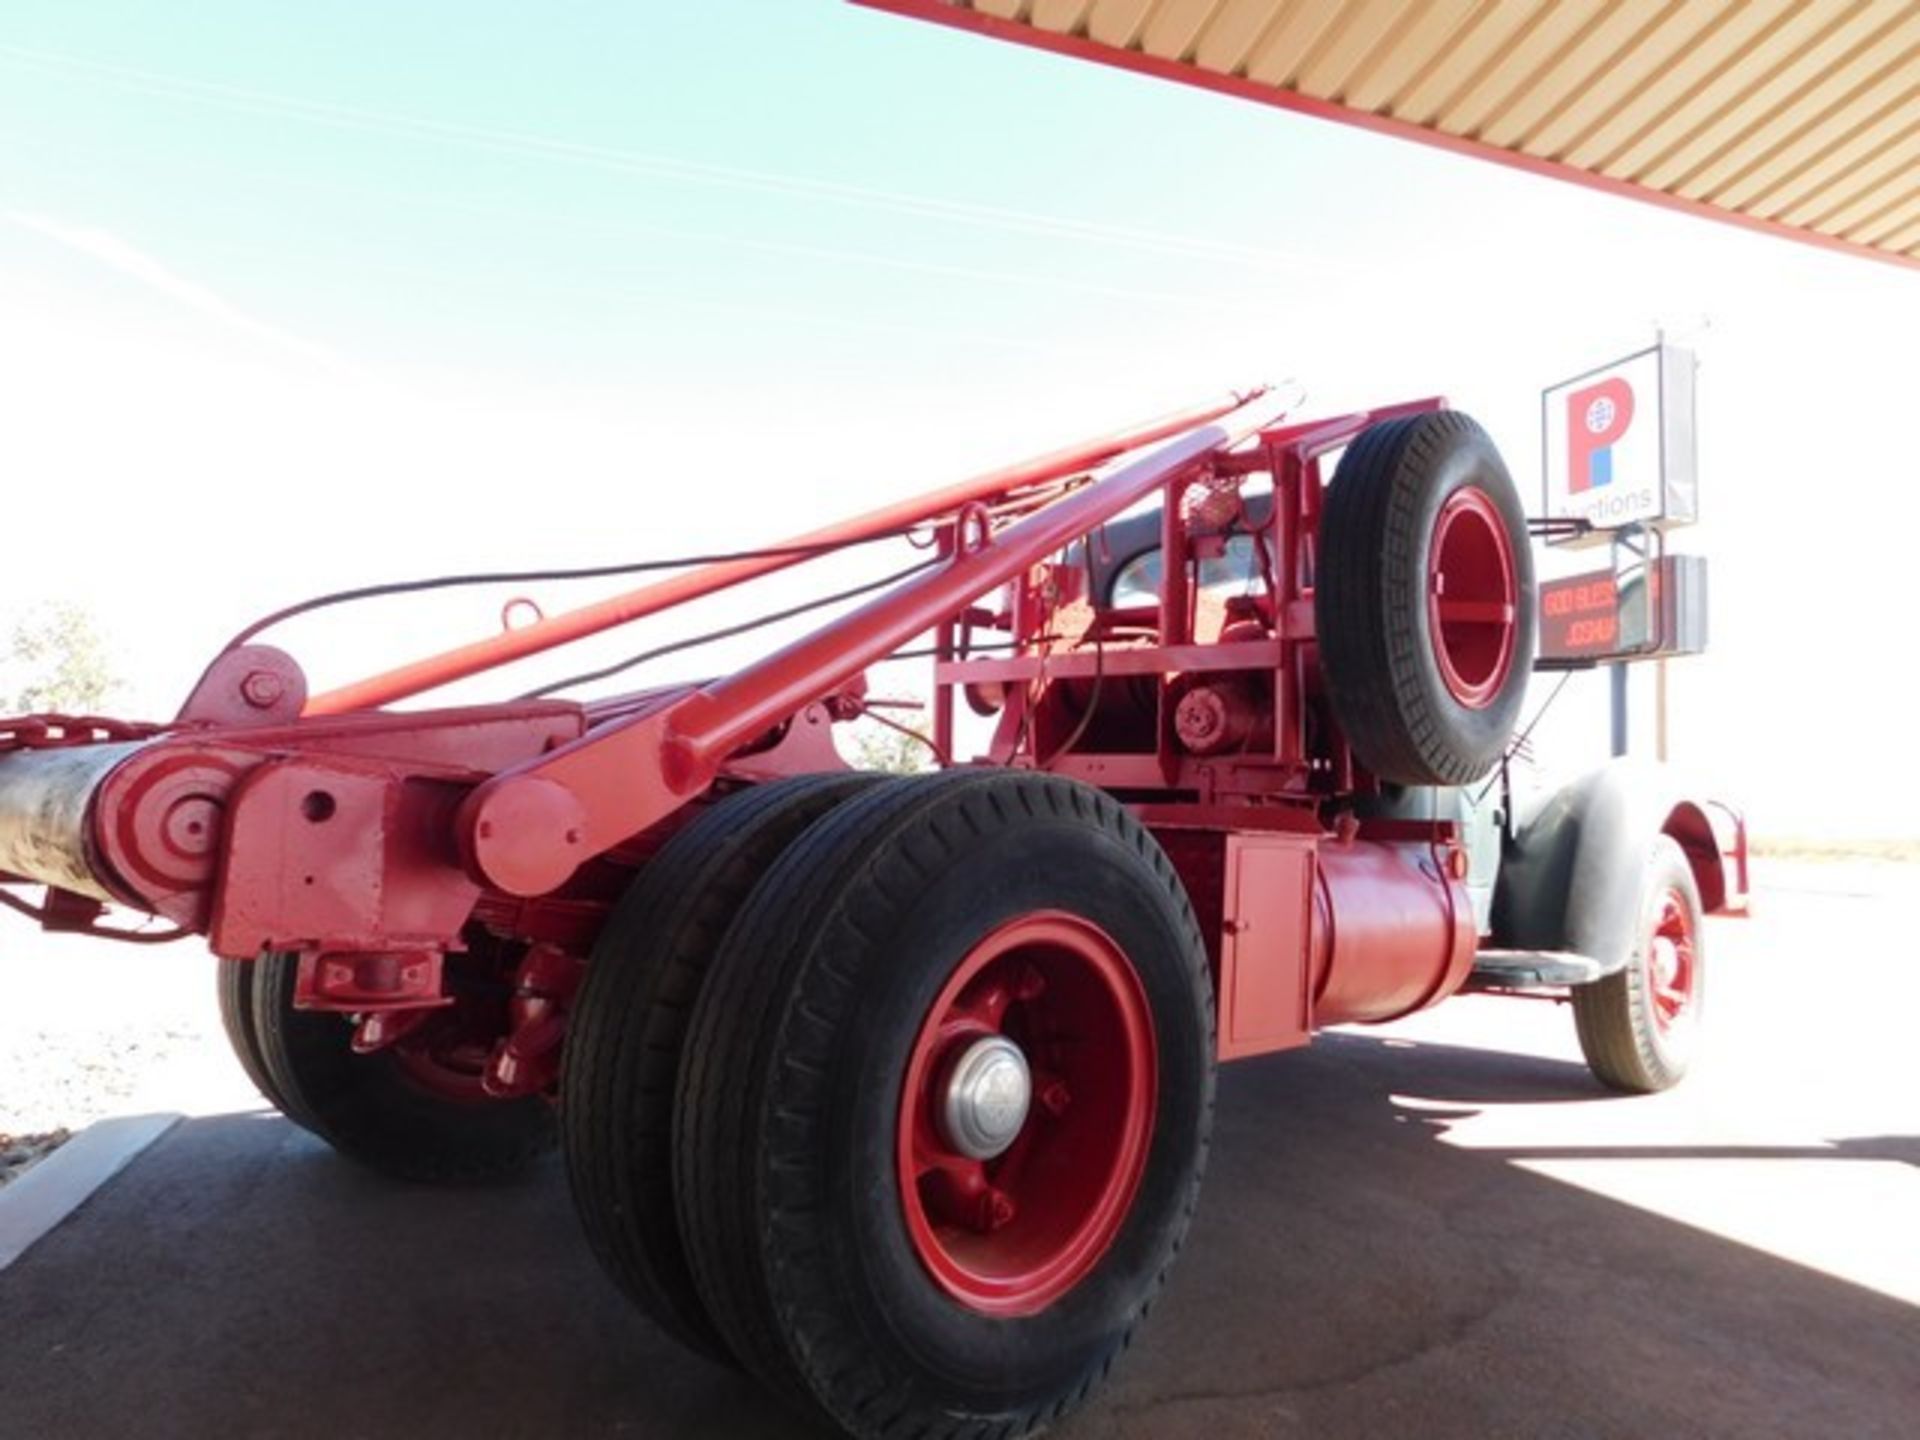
[[3, 0, 1917, 836]]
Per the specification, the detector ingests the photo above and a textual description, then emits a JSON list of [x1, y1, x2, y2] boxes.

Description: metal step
[[1470, 949, 1606, 987]]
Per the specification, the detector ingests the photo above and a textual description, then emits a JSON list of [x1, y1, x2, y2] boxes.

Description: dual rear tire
[[217, 951, 555, 1183], [566, 771, 1216, 1439], [560, 770, 885, 1359], [213, 766, 1215, 1439]]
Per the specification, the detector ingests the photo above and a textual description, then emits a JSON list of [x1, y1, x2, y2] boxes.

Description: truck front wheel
[[1571, 836, 1704, 1093]]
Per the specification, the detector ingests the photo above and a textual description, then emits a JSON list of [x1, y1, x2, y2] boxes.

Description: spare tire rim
[[897, 911, 1156, 1317], [1646, 889, 1697, 1033], [1427, 486, 1519, 710]]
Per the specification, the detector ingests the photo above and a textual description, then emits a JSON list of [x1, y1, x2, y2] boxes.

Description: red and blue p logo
[[1567, 377, 1634, 494]]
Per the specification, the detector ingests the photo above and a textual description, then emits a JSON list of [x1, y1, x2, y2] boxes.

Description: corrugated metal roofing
[[859, 1, 1920, 271]]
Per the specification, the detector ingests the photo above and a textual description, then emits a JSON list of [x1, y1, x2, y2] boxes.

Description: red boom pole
[[459, 388, 1293, 896], [304, 393, 1254, 716]]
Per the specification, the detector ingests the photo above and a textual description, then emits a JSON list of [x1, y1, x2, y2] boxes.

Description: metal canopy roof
[[858, 1, 1920, 271]]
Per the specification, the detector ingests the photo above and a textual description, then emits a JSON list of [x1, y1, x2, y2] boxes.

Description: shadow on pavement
[[1, 1032, 1914, 1439]]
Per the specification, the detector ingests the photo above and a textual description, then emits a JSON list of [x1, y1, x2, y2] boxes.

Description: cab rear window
[[1110, 534, 1262, 606]]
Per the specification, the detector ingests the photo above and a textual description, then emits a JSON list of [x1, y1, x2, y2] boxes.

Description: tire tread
[[676, 771, 1214, 1440], [1571, 837, 1704, 1093], [563, 772, 883, 1360], [1317, 411, 1534, 785]]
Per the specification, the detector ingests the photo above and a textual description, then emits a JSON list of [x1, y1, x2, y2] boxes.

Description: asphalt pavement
[[2, 863, 1915, 1439]]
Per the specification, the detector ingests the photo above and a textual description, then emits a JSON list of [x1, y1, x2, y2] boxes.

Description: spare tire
[[1316, 411, 1534, 785]]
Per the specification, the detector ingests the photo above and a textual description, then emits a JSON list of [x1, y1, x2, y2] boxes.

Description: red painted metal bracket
[[458, 390, 1294, 896]]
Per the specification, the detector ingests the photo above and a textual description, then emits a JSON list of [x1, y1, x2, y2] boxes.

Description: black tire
[[1317, 410, 1535, 785], [562, 771, 885, 1363], [249, 951, 555, 1183], [1573, 836, 1705, 1093], [216, 958, 302, 1123], [675, 771, 1215, 1440]]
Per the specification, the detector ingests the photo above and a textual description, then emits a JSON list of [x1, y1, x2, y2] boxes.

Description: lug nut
[[980, 1188, 1017, 1232]]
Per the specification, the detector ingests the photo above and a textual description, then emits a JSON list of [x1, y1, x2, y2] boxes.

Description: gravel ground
[[0, 926, 239, 1185], [0, 1129, 70, 1188]]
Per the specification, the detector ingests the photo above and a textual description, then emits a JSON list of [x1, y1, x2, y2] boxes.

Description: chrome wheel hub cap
[[1651, 936, 1681, 988], [940, 1035, 1031, 1161]]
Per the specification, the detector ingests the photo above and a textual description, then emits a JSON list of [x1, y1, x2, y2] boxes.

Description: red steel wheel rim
[[1646, 889, 1697, 1033], [897, 912, 1157, 1317], [1427, 487, 1519, 709], [388, 1006, 499, 1104]]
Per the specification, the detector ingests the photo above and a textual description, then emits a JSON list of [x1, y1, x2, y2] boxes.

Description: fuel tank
[[1194, 826, 1482, 1059], [1311, 839, 1477, 1027]]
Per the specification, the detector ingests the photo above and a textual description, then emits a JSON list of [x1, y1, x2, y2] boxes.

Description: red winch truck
[[0, 390, 1745, 1439]]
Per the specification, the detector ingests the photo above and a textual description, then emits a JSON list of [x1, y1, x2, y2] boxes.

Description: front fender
[[1492, 760, 1746, 977]]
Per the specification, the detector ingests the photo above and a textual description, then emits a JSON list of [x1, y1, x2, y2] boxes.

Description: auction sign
[[1541, 344, 1697, 547]]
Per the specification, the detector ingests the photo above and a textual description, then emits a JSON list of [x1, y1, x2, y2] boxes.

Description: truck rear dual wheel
[[1317, 411, 1535, 785], [561, 771, 884, 1362], [217, 951, 556, 1183], [1572, 837, 1705, 1093], [670, 771, 1215, 1439], [217, 958, 298, 1122]]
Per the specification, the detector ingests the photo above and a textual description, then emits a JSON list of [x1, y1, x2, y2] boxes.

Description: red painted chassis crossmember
[[1, 387, 1507, 1100]]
